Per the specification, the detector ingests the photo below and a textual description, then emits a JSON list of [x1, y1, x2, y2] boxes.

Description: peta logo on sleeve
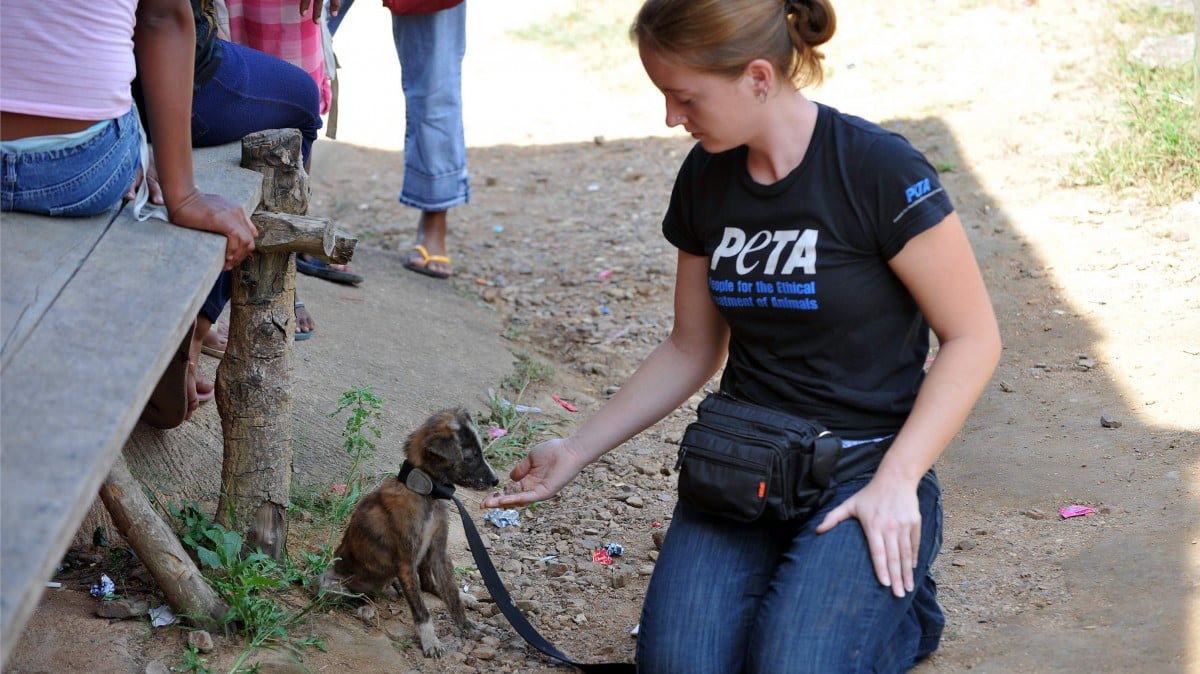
[[905, 178, 932, 204], [711, 227, 818, 275]]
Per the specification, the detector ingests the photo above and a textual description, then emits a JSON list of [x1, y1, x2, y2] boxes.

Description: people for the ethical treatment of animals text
[[483, 0, 1001, 672]]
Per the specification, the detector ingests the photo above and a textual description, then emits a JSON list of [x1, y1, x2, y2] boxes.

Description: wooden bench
[[0, 134, 355, 665], [0, 144, 262, 663]]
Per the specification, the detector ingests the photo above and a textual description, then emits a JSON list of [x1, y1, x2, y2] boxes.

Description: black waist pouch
[[675, 392, 885, 524]]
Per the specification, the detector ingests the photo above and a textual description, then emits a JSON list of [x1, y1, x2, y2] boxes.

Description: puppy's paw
[[458, 590, 482, 610], [417, 621, 444, 658], [455, 617, 481, 637], [355, 604, 378, 624]]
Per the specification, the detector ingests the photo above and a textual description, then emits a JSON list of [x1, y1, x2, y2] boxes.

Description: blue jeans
[[637, 472, 945, 673], [330, 0, 470, 211], [1, 106, 141, 217], [192, 39, 322, 166], [193, 39, 323, 322]]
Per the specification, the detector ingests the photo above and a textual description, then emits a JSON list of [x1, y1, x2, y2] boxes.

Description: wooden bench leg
[[215, 129, 308, 560], [99, 453, 228, 628]]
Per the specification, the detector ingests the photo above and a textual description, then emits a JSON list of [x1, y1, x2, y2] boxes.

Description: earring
[[757, 90, 768, 103]]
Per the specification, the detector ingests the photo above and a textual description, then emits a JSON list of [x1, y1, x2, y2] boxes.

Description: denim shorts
[[1, 106, 141, 217], [638, 471, 945, 673]]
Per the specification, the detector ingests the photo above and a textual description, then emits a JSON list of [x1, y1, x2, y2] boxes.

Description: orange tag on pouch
[[757, 481, 766, 499]]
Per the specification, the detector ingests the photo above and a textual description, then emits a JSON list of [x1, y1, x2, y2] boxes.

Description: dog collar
[[398, 460, 456, 500]]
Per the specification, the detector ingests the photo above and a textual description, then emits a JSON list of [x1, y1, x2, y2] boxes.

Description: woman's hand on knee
[[816, 476, 922, 598]]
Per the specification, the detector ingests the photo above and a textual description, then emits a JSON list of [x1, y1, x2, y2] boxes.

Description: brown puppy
[[323, 408, 498, 657]]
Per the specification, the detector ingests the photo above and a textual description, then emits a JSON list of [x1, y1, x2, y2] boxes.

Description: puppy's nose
[[489, 475, 499, 487]]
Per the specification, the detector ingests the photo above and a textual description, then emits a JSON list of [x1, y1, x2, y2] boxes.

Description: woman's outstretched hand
[[482, 437, 591, 509]]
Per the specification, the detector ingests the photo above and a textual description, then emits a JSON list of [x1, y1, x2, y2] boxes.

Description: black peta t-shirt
[[662, 103, 954, 439]]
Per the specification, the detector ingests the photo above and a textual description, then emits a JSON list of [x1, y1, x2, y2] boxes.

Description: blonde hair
[[631, 0, 836, 87]]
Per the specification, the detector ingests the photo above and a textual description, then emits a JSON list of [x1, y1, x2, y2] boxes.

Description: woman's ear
[[743, 58, 776, 100]]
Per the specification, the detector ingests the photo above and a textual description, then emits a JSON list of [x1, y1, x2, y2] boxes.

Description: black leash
[[399, 461, 636, 673], [450, 495, 636, 673]]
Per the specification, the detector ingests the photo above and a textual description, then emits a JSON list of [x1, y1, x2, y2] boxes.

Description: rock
[[1128, 33, 1196, 69], [1024, 508, 1048, 520], [187, 630, 215, 653], [145, 662, 171, 674], [1100, 416, 1122, 429], [651, 529, 667, 549], [515, 599, 541, 614], [470, 644, 498, 660], [95, 598, 149, 619], [624, 495, 645, 508], [954, 539, 978, 551], [545, 561, 572, 577]]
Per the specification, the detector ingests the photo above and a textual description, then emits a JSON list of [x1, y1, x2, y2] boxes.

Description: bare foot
[[189, 317, 216, 416], [201, 320, 228, 358], [295, 300, 315, 340], [402, 210, 454, 278]]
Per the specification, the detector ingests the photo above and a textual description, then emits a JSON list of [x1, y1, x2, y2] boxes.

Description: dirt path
[[7, 1, 1197, 673]]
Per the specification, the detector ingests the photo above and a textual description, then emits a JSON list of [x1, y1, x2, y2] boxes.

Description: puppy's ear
[[426, 418, 463, 461]]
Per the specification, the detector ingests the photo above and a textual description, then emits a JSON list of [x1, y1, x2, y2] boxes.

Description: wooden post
[[215, 129, 307, 560], [215, 129, 356, 560], [99, 453, 228, 628]]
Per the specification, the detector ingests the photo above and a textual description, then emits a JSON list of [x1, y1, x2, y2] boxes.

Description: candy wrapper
[[1060, 504, 1096, 519]]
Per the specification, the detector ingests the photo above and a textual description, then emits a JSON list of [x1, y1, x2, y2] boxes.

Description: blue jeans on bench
[[191, 38, 322, 167], [636, 471, 945, 674], [0, 106, 141, 217]]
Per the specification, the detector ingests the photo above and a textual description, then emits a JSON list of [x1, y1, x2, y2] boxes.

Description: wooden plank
[[193, 143, 265, 213], [0, 211, 115, 370], [0, 207, 224, 663], [0, 142, 262, 664], [1, 142, 259, 373]]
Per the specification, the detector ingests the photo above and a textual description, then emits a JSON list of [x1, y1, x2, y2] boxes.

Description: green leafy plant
[[478, 388, 560, 466], [329, 386, 386, 482], [169, 504, 328, 673], [1069, 7, 1198, 204], [502, 350, 555, 391], [172, 646, 211, 674]]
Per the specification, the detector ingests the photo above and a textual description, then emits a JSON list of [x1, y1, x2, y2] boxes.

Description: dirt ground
[[7, 0, 1199, 672]]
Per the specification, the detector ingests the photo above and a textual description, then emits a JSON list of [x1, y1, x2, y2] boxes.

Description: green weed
[[1070, 7, 1199, 204], [172, 646, 211, 673], [168, 504, 329, 673], [328, 386, 386, 482], [502, 350, 555, 391], [478, 388, 561, 467]]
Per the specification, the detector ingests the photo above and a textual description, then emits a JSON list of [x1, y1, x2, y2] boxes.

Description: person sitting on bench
[[0, 0, 259, 427]]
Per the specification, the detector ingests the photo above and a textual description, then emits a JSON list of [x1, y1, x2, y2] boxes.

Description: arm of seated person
[[134, 0, 257, 270]]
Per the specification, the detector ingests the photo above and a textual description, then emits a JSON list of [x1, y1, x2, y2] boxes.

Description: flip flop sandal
[[402, 245, 453, 279], [201, 321, 228, 360], [294, 300, 314, 341], [297, 255, 364, 285]]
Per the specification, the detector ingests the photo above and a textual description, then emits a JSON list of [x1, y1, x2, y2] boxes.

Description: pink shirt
[[0, 0, 137, 120]]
